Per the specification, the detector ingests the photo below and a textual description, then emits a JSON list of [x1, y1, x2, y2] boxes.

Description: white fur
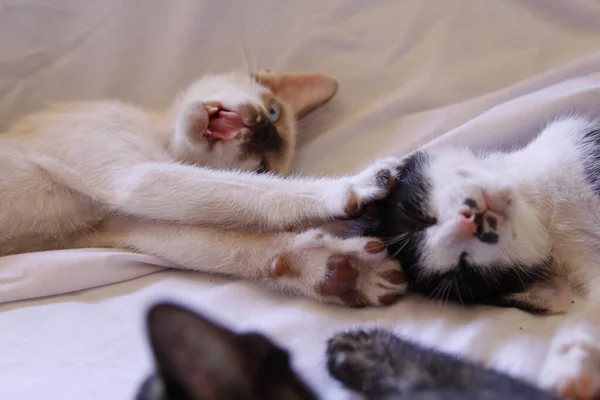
[[423, 146, 549, 273], [0, 71, 405, 307], [420, 116, 600, 397]]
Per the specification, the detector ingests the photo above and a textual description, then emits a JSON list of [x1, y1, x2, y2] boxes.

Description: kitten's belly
[[0, 183, 107, 256]]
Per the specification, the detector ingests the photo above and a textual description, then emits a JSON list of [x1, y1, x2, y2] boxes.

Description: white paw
[[268, 229, 407, 307], [540, 341, 600, 399], [330, 157, 402, 219]]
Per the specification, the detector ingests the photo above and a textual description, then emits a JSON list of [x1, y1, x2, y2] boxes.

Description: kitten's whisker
[[443, 280, 453, 307], [234, 41, 250, 78], [252, 52, 259, 81], [391, 240, 410, 259], [468, 283, 474, 303], [430, 280, 445, 303], [432, 280, 452, 308], [378, 234, 407, 242], [453, 279, 464, 305], [382, 233, 408, 247]]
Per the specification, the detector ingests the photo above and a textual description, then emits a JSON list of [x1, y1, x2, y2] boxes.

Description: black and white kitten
[[137, 303, 553, 400], [361, 116, 600, 398]]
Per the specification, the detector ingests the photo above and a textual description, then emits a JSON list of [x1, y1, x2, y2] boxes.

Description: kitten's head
[[366, 149, 556, 311], [136, 302, 317, 400], [167, 70, 338, 175]]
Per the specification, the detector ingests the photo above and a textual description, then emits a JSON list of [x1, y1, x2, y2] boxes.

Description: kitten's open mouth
[[203, 103, 249, 144]]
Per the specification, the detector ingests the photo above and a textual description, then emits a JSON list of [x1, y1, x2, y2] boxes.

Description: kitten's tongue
[[206, 110, 245, 141]]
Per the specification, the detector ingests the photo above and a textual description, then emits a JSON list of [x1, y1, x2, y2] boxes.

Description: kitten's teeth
[[205, 105, 220, 116]]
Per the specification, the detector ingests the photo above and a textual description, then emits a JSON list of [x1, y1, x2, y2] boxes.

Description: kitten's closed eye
[[385, 181, 436, 232], [386, 153, 438, 231], [397, 201, 437, 230]]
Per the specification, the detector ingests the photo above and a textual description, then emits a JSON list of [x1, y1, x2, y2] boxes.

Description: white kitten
[[362, 116, 600, 398], [0, 70, 406, 307]]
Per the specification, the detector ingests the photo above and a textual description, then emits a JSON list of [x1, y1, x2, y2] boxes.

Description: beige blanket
[[2, 1, 600, 398]]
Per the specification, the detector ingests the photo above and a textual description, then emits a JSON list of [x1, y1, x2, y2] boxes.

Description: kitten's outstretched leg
[[103, 157, 400, 231], [77, 217, 406, 306], [327, 329, 556, 400], [536, 271, 600, 400], [539, 307, 600, 400]]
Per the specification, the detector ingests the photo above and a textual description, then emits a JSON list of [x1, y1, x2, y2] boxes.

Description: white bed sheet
[[2, 1, 600, 399]]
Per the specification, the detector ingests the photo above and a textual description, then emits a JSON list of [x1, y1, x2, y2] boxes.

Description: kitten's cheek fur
[[175, 102, 210, 142]]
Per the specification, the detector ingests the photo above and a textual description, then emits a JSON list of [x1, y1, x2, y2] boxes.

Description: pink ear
[[253, 71, 338, 118]]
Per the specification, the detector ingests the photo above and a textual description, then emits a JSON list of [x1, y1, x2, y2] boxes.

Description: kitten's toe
[[356, 258, 407, 306], [326, 329, 396, 392], [362, 157, 403, 192], [336, 157, 401, 219], [344, 236, 408, 306], [318, 239, 406, 307], [326, 330, 377, 387], [541, 340, 600, 400]]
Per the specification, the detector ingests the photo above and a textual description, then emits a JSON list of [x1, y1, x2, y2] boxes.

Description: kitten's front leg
[[108, 157, 400, 230], [79, 217, 407, 306], [327, 330, 554, 400]]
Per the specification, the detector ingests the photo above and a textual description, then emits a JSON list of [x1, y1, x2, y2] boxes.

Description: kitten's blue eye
[[268, 100, 281, 123]]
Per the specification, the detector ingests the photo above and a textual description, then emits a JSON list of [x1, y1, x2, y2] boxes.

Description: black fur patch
[[477, 230, 499, 244], [243, 121, 284, 154], [375, 169, 392, 188], [464, 198, 478, 209], [364, 151, 552, 309], [486, 215, 498, 231], [581, 128, 600, 196], [406, 254, 552, 307]]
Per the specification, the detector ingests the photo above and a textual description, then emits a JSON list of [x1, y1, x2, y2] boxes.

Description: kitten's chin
[[169, 127, 241, 168]]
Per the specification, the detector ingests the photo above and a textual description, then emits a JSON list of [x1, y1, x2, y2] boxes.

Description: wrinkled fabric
[[2, 1, 600, 399]]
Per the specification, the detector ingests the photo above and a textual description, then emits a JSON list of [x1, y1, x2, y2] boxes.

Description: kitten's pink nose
[[460, 212, 478, 235]]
